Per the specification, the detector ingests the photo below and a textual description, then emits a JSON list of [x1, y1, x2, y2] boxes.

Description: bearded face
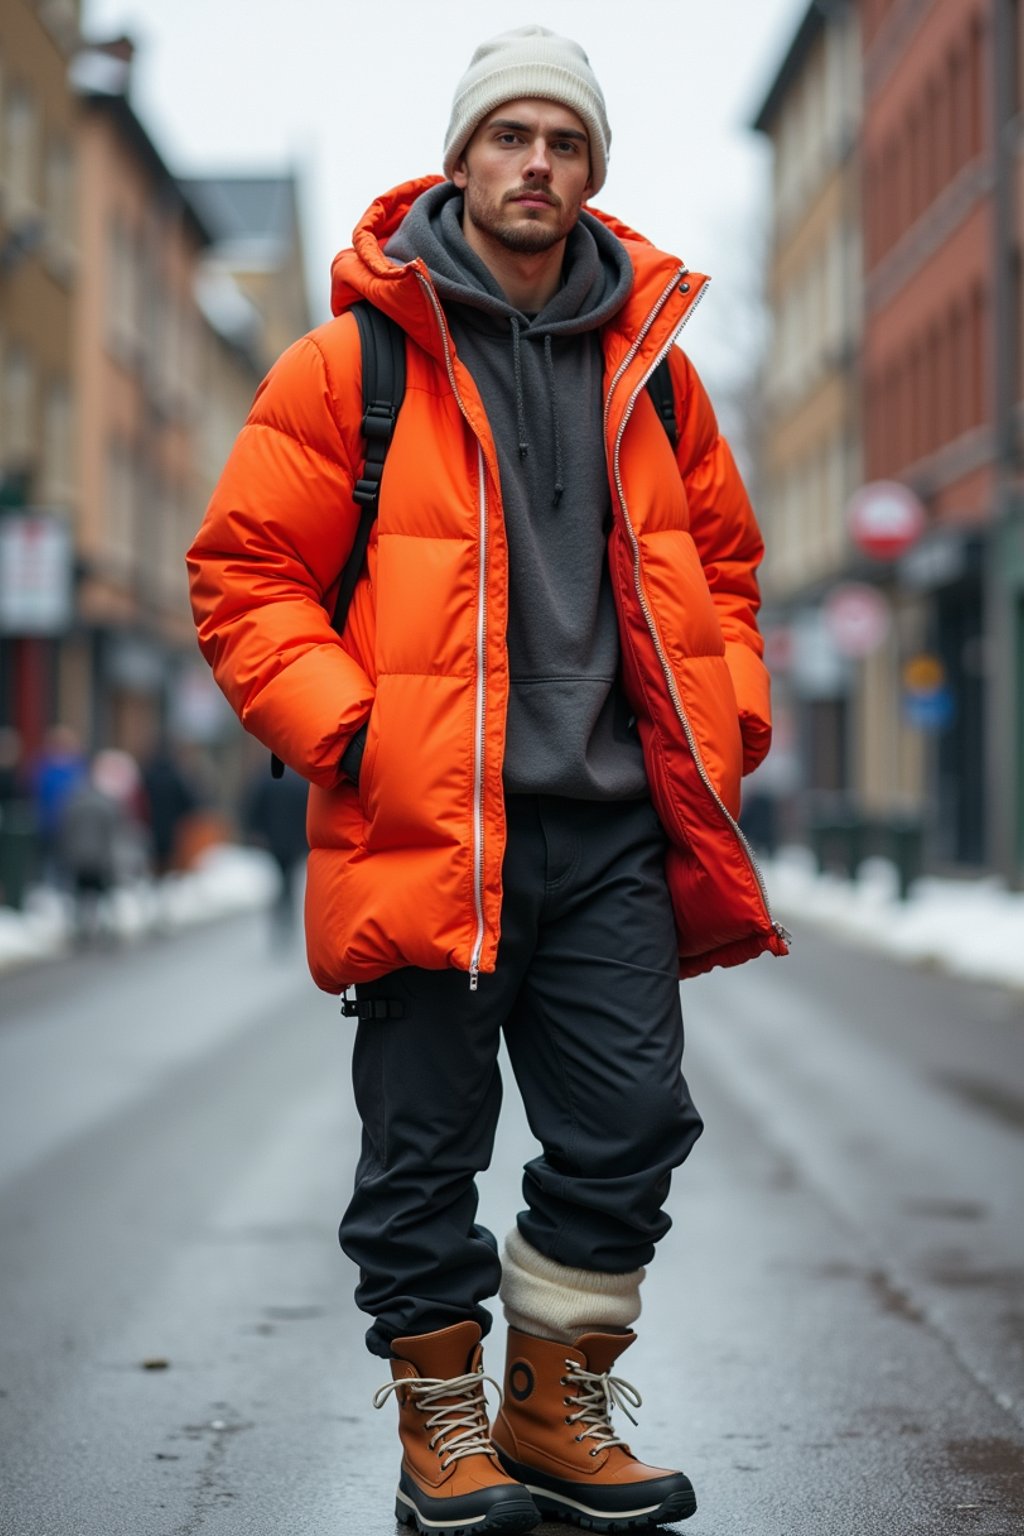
[[454, 99, 593, 260]]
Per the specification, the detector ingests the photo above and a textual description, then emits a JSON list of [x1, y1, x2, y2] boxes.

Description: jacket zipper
[[469, 449, 488, 986], [607, 269, 788, 943], [415, 271, 488, 986]]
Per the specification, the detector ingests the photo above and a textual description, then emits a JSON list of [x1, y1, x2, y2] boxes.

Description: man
[[188, 25, 787, 1536]]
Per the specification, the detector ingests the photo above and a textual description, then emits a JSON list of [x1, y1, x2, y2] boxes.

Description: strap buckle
[[361, 403, 397, 442], [340, 992, 405, 1020]]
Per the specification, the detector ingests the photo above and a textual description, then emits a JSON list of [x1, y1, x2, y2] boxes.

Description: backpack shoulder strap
[[646, 354, 678, 450], [331, 300, 406, 631], [270, 301, 406, 779]]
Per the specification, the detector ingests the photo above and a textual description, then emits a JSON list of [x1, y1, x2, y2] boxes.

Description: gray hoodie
[[386, 182, 648, 801]]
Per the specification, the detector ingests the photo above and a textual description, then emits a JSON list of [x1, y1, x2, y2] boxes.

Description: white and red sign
[[848, 480, 926, 561], [823, 582, 891, 658], [0, 512, 73, 635]]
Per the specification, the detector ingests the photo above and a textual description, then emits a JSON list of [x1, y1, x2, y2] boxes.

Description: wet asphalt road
[[0, 906, 1022, 1535]]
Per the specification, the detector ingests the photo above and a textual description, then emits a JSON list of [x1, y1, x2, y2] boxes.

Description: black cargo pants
[[339, 793, 704, 1359]]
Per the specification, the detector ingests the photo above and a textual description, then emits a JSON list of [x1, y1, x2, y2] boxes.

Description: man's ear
[[452, 155, 469, 190]]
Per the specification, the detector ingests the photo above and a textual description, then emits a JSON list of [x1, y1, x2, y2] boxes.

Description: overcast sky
[[81, 0, 805, 384]]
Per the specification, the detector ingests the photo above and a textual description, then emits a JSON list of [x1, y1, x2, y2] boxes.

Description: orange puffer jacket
[[188, 177, 789, 991]]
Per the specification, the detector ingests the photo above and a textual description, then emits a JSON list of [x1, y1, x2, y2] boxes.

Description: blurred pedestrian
[[0, 727, 34, 910], [29, 724, 86, 878], [91, 748, 152, 884], [242, 761, 308, 942], [0, 726, 23, 810], [188, 24, 786, 1535], [54, 754, 125, 943], [141, 738, 201, 876]]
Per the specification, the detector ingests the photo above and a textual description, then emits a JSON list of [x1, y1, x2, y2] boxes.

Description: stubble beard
[[463, 184, 575, 256]]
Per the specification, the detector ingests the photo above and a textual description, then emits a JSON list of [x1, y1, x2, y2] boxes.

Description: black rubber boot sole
[[394, 1475, 540, 1535], [494, 1450, 696, 1532]]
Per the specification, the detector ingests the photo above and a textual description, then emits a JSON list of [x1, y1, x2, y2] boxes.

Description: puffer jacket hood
[[382, 178, 633, 336], [189, 178, 788, 992], [330, 176, 704, 396]]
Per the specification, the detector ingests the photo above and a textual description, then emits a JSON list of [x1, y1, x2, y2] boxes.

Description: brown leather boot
[[374, 1320, 540, 1535], [491, 1327, 696, 1531]]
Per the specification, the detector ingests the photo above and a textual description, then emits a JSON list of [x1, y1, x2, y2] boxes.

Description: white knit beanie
[[442, 25, 611, 194]]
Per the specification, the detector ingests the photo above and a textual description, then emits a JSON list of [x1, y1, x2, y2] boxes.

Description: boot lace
[[561, 1359, 642, 1455], [374, 1366, 501, 1470]]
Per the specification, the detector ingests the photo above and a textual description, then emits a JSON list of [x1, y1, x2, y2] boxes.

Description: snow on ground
[[0, 843, 279, 976], [2, 838, 1023, 992], [764, 844, 1024, 991]]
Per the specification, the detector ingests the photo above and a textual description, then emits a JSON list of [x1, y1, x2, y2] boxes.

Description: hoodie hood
[[380, 180, 633, 505], [382, 179, 633, 336]]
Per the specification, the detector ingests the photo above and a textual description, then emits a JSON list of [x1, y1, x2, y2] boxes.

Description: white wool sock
[[499, 1227, 645, 1344]]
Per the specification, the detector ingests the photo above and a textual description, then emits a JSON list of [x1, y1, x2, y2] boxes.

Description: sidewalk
[[3, 839, 1024, 991], [0, 844, 279, 976], [764, 844, 1024, 991]]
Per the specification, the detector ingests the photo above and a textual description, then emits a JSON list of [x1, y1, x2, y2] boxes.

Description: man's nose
[[522, 138, 553, 179]]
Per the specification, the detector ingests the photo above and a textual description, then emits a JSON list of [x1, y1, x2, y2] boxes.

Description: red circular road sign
[[848, 480, 926, 560], [823, 582, 891, 658]]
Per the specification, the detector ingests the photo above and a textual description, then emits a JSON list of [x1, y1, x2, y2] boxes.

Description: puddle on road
[[922, 1250, 1024, 1295], [864, 1267, 927, 1324], [931, 1436, 1024, 1526], [786, 1258, 927, 1325], [902, 1197, 989, 1222], [932, 1071, 1024, 1136]]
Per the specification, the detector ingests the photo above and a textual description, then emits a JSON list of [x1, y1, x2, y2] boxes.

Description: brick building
[[860, 0, 1023, 869], [70, 39, 212, 760], [756, 0, 1024, 875], [0, 0, 80, 758]]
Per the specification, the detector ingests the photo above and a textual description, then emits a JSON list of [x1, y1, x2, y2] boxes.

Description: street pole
[[987, 0, 1022, 884]]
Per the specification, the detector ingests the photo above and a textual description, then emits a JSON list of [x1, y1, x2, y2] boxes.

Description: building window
[[1014, 248, 1023, 402], [44, 135, 75, 263], [1012, 0, 1023, 112], [883, 362, 899, 474], [926, 324, 942, 453], [36, 0, 79, 51], [925, 76, 942, 205], [865, 370, 879, 476], [908, 106, 924, 225], [106, 436, 136, 563], [968, 13, 986, 158], [883, 136, 899, 256], [950, 302, 968, 435], [42, 379, 73, 504], [909, 342, 924, 462], [864, 153, 877, 266], [892, 359, 906, 474], [969, 282, 988, 426], [3, 344, 35, 463], [5, 82, 39, 219], [106, 215, 126, 356], [106, 214, 144, 365]]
